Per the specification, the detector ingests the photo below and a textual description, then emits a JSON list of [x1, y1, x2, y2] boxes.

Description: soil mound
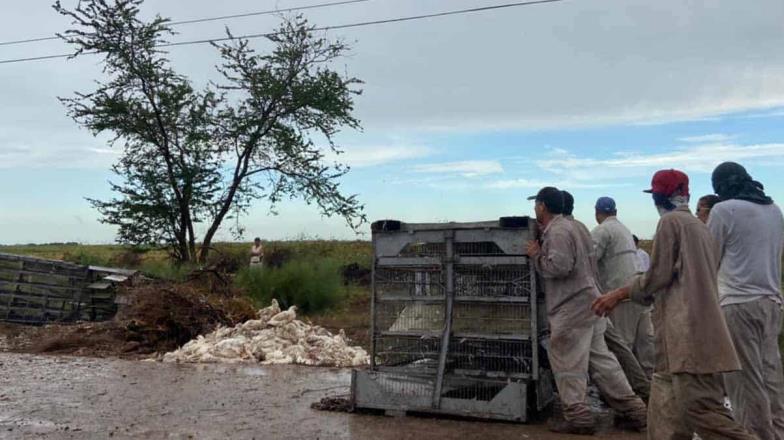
[[13, 280, 256, 358]]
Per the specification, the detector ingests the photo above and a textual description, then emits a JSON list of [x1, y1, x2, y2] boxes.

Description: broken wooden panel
[[0, 252, 138, 325]]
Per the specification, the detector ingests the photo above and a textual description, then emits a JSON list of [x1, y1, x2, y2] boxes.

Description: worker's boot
[[549, 404, 596, 436], [547, 418, 596, 435], [614, 403, 647, 432]]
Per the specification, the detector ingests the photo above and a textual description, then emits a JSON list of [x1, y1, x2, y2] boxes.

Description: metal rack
[[351, 218, 553, 422]]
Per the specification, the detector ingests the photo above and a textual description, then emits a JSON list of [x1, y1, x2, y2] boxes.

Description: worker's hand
[[591, 288, 629, 317], [526, 240, 541, 257]]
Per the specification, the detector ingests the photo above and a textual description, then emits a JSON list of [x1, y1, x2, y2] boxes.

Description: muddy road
[[0, 353, 643, 440]]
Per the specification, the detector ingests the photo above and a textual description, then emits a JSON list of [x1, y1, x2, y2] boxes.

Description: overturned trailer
[[0, 252, 136, 325], [351, 218, 554, 422]]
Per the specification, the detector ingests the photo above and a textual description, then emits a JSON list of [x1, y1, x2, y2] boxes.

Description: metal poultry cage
[[351, 217, 553, 422]]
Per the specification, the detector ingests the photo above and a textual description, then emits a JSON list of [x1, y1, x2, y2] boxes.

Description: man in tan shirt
[[593, 169, 755, 440], [527, 187, 647, 435]]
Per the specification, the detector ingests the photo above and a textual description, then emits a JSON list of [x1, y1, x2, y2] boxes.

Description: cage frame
[[353, 218, 552, 422]]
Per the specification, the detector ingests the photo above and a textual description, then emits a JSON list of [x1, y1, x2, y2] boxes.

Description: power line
[[0, 0, 371, 47], [0, 0, 567, 65]]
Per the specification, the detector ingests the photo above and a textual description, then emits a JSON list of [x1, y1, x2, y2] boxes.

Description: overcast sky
[[2, 0, 784, 244]]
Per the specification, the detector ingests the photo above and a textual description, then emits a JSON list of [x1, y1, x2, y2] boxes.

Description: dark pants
[[724, 298, 784, 440], [605, 320, 651, 402], [648, 372, 757, 440]]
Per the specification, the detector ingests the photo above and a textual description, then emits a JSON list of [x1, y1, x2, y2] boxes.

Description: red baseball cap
[[643, 169, 690, 197]]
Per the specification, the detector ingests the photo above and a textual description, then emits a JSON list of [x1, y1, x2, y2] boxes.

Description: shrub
[[204, 245, 247, 273], [61, 248, 111, 267], [139, 260, 195, 282], [234, 256, 344, 314], [109, 249, 145, 268]]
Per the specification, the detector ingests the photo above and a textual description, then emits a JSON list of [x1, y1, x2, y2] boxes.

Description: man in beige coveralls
[[562, 191, 651, 403], [527, 187, 647, 435], [593, 169, 756, 440]]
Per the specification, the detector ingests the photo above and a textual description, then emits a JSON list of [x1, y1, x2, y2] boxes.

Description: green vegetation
[[234, 256, 345, 314], [137, 261, 197, 282], [0, 241, 370, 271]]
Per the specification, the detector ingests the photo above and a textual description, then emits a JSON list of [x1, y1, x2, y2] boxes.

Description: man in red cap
[[592, 169, 754, 440]]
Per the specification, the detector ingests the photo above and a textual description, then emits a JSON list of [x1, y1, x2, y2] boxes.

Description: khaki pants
[[548, 317, 646, 425], [723, 298, 784, 440], [610, 301, 655, 377], [648, 372, 757, 440], [605, 320, 651, 402]]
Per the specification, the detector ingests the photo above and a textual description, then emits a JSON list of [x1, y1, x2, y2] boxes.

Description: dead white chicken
[[267, 306, 297, 327], [162, 300, 369, 367]]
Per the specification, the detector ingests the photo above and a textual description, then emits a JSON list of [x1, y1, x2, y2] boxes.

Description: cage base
[[351, 369, 532, 423]]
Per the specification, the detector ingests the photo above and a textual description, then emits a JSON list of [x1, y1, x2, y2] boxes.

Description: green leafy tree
[[55, 0, 365, 262]]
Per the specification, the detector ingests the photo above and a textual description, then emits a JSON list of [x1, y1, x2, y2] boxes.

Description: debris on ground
[[0, 280, 257, 358], [162, 299, 369, 367], [311, 396, 353, 412], [340, 263, 371, 286]]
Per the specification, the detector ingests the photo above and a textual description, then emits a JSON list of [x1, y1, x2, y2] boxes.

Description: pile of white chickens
[[162, 299, 369, 367]]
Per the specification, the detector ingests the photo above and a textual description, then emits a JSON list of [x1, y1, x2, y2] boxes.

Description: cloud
[[413, 160, 504, 177], [0, 144, 116, 170], [678, 133, 734, 144], [484, 178, 627, 190], [6, 0, 784, 148], [333, 145, 432, 168], [740, 108, 784, 119], [537, 142, 784, 177]]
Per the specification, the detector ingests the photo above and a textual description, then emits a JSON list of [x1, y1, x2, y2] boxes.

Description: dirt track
[[0, 353, 643, 440]]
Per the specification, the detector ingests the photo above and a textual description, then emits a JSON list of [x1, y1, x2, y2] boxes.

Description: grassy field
[[0, 241, 372, 278]]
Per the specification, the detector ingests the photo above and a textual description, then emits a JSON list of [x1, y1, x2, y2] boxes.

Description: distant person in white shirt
[[632, 235, 650, 273], [250, 237, 264, 267], [708, 161, 784, 440]]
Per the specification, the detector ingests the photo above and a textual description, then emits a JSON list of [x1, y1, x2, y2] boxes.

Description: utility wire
[[0, 0, 567, 65], [0, 0, 371, 47]]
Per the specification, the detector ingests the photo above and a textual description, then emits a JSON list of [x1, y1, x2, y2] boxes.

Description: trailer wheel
[[499, 216, 530, 228], [371, 220, 402, 232]]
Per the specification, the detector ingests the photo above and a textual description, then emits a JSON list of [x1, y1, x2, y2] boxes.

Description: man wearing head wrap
[[562, 191, 651, 403], [708, 162, 784, 440], [591, 196, 655, 379], [527, 187, 647, 435], [592, 169, 754, 440]]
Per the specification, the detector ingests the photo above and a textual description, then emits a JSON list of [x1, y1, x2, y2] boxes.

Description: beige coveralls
[[569, 215, 651, 402], [626, 207, 756, 440], [535, 215, 646, 426], [592, 216, 655, 377]]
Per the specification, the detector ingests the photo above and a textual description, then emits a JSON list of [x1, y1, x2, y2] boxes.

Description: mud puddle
[[0, 353, 643, 439]]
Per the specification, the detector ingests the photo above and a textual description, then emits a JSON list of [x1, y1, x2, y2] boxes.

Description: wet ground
[[0, 353, 644, 440]]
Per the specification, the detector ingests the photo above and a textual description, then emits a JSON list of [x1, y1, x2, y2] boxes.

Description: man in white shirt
[[709, 161, 784, 440], [632, 235, 650, 273], [592, 197, 654, 377]]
